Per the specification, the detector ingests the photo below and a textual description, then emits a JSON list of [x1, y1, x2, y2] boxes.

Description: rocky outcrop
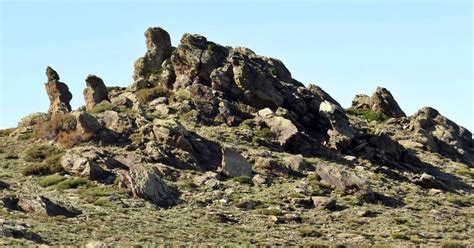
[[44, 66, 72, 114], [256, 108, 299, 147], [221, 147, 252, 177], [84, 75, 108, 110], [133, 27, 174, 83], [352, 87, 406, 118], [408, 107, 473, 165], [315, 163, 373, 198]]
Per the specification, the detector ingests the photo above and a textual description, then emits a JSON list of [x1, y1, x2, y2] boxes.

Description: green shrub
[[135, 86, 170, 105], [260, 208, 283, 216], [252, 128, 276, 143], [266, 66, 278, 77], [39, 175, 66, 187], [174, 89, 191, 101], [86, 101, 118, 114], [346, 108, 389, 123], [24, 144, 63, 163], [296, 226, 321, 237], [22, 164, 52, 176], [93, 198, 112, 207], [56, 178, 91, 189], [22, 145, 64, 176], [455, 168, 474, 179], [233, 176, 252, 185]]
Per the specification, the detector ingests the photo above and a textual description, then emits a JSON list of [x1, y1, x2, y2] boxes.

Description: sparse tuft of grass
[[233, 176, 252, 185], [22, 144, 64, 176], [252, 128, 275, 143], [390, 233, 409, 240], [455, 168, 474, 179], [441, 241, 466, 248], [136, 86, 170, 105]]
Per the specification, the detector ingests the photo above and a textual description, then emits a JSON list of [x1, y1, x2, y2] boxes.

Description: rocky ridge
[[1, 27, 472, 246]]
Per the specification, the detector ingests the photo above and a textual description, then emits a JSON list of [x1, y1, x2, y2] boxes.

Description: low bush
[[34, 114, 93, 148], [252, 127, 276, 143], [441, 241, 466, 248], [39, 175, 66, 187], [22, 145, 65, 176], [346, 108, 389, 123], [296, 226, 322, 237], [135, 86, 170, 105], [56, 178, 91, 189], [233, 176, 252, 185], [390, 233, 409, 240]]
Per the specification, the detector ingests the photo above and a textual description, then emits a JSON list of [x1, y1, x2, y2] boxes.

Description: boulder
[[256, 108, 299, 147], [117, 164, 180, 207], [221, 147, 252, 177], [315, 163, 373, 198], [84, 75, 109, 110], [0, 219, 44, 243], [253, 157, 290, 177], [351, 87, 406, 118], [311, 196, 337, 210], [319, 101, 356, 150], [413, 173, 448, 190], [44, 66, 72, 114], [133, 27, 174, 83], [38, 196, 82, 218]]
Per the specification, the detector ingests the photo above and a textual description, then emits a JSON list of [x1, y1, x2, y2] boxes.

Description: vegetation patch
[[39, 174, 67, 187], [233, 176, 252, 185], [22, 144, 65, 176], [390, 233, 409, 240], [346, 108, 389, 123], [86, 101, 118, 114], [136, 86, 170, 105], [34, 113, 93, 148], [296, 226, 322, 237], [56, 178, 91, 189]]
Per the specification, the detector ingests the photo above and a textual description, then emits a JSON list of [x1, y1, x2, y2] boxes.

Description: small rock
[[221, 147, 252, 177], [284, 154, 313, 172], [311, 196, 336, 210]]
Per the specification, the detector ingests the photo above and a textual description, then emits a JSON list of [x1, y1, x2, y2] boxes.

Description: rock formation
[[83, 75, 108, 110], [133, 27, 174, 84], [352, 87, 406, 118], [44, 66, 72, 114]]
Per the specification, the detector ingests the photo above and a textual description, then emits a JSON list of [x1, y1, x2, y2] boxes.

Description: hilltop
[[0, 27, 473, 247]]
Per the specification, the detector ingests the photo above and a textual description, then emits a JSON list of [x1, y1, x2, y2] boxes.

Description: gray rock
[[221, 147, 252, 177], [44, 66, 72, 114], [60, 147, 117, 182], [284, 154, 313, 172]]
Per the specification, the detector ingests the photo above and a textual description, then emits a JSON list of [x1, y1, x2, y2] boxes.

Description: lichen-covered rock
[[284, 154, 313, 172], [44, 66, 72, 114], [221, 147, 252, 177], [133, 27, 173, 83], [315, 163, 373, 198], [0, 219, 44, 243], [84, 75, 108, 110], [319, 101, 356, 150], [256, 108, 299, 147]]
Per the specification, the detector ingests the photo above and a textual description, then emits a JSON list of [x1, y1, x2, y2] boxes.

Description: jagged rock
[[117, 164, 180, 207], [60, 147, 122, 182], [127, 78, 150, 92], [315, 163, 373, 198], [171, 33, 228, 88], [0, 180, 9, 190], [194, 171, 221, 186], [221, 147, 252, 177], [252, 174, 270, 186], [0, 219, 44, 243], [133, 27, 173, 83], [84, 75, 109, 110], [44, 66, 72, 114], [284, 154, 313, 172], [351, 87, 406, 118], [409, 107, 473, 165]]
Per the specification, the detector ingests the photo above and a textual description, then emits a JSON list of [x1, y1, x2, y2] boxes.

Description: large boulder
[[133, 27, 174, 83], [315, 163, 373, 198], [256, 108, 299, 147], [221, 147, 252, 177], [44, 66, 72, 114], [351, 87, 406, 118], [319, 101, 356, 150], [84, 75, 108, 110], [117, 164, 180, 207]]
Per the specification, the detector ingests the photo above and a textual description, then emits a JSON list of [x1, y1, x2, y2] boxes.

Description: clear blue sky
[[1, 0, 473, 131]]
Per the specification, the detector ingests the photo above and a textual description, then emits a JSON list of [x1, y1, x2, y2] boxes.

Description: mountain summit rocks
[[44, 66, 72, 114], [352, 87, 406, 118], [83, 75, 109, 110]]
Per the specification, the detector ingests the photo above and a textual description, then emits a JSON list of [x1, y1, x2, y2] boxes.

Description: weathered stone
[[253, 157, 290, 177], [413, 173, 448, 190], [194, 171, 221, 186], [44, 66, 72, 114], [17, 112, 48, 127], [118, 164, 180, 207], [319, 101, 355, 150], [256, 108, 299, 146], [84, 75, 109, 110], [133, 27, 173, 82], [0, 219, 44, 243], [221, 147, 252, 177], [38, 196, 82, 218]]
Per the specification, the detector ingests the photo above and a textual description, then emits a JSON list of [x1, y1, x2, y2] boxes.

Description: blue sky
[[1, 0, 473, 131]]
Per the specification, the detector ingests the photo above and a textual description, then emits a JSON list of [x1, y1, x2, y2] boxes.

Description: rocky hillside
[[1, 27, 473, 247]]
